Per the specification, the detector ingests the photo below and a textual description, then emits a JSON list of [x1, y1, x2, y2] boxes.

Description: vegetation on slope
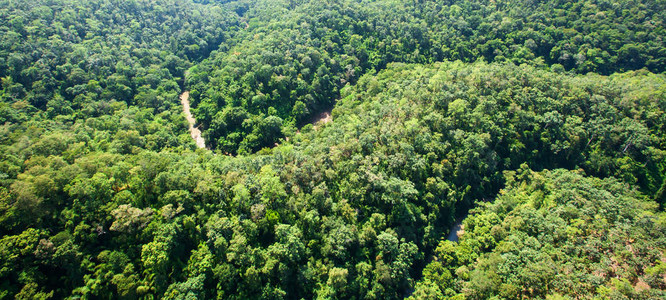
[[0, 0, 665, 299], [187, 0, 666, 154], [412, 168, 666, 299], [2, 60, 665, 298], [0, 0, 239, 158]]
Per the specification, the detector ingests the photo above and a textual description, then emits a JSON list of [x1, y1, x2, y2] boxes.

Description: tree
[[110, 204, 154, 233]]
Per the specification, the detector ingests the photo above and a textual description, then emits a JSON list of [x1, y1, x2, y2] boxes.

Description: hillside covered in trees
[[0, 0, 665, 299]]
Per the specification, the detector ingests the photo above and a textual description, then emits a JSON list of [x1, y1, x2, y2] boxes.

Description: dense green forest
[[412, 168, 666, 299], [0, 0, 665, 299], [188, 0, 666, 154]]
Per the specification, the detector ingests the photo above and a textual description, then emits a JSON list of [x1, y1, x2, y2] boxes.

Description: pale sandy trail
[[180, 91, 206, 149]]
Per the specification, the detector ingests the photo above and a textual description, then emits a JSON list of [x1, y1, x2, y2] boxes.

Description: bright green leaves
[[0, 228, 44, 278], [268, 224, 305, 264], [420, 168, 666, 299], [259, 165, 287, 207], [372, 229, 419, 297], [141, 224, 178, 296], [110, 204, 154, 233]]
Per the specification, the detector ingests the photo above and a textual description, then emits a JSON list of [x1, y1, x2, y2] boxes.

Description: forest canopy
[[0, 0, 665, 299]]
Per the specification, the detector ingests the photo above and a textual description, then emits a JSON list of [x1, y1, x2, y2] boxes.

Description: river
[[180, 91, 206, 149], [311, 110, 332, 130], [446, 221, 464, 242], [180, 91, 334, 149]]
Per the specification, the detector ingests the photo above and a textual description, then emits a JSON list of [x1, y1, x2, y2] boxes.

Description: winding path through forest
[[180, 91, 206, 149], [181, 90, 334, 149]]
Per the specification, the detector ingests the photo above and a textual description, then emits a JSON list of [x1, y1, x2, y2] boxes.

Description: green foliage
[[188, 0, 666, 154], [419, 168, 666, 299], [0, 0, 665, 299]]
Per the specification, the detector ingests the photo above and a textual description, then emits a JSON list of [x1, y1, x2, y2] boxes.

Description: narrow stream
[[447, 221, 464, 242], [447, 208, 472, 242], [180, 91, 206, 149]]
